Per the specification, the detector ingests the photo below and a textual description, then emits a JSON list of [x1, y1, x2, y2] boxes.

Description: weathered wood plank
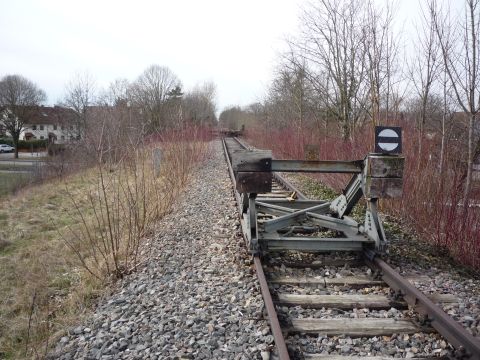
[[263, 237, 368, 252], [235, 172, 272, 193], [304, 356, 425, 360], [364, 177, 403, 198], [269, 275, 431, 287], [426, 293, 458, 303], [289, 318, 423, 336], [366, 155, 404, 178], [231, 150, 272, 172], [281, 259, 364, 268], [277, 294, 396, 309], [269, 276, 384, 287], [276, 293, 456, 309]]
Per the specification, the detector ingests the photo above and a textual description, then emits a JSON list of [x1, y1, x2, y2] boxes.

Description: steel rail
[[222, 138, 243, 215], [365, 251, 480, 360], [273, 172, 307, 200], [252, 256, 290, 360], [232, 136, 251, 150], [222, 137, 291, 360]]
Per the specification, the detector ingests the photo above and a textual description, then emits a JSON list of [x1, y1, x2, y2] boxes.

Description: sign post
[[153, 148, 162, 177], [374, 126, 402, 154]]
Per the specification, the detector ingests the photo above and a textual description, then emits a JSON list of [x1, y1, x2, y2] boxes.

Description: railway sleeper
[[302, 356, 442, 360], [274, 293, 457, 310], [287, 318, 434, 336]]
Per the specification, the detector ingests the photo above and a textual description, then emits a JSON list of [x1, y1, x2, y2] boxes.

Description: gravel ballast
[[49, 141, 271, 360]]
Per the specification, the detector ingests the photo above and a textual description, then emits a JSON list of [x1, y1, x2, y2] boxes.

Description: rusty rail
[[365, 251, 480, 360], [222, 137, 291, 360]]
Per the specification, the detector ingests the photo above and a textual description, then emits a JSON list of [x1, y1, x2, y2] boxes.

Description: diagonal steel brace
[[330, 173, 363, 218], [261, 203, 332, 233]]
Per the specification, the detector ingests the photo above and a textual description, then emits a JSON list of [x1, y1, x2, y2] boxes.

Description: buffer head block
[[232, 149, 272, 193], [363, 154, 404, 198]]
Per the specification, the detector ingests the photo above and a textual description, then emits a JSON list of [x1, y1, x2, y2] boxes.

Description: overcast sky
[[0, 0, 459, 114]]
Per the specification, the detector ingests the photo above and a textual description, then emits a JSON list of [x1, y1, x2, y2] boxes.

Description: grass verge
[[0, 172, 32, 197], [0, 139, 210, 359]]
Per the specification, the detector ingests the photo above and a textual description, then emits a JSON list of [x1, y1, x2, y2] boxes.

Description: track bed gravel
[[49, 141, 271, 360]]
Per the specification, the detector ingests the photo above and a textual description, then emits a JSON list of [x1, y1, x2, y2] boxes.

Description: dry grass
[[0, 138, 211, 359], [0, 170, 99, 359], [0, 172, 32, 197]]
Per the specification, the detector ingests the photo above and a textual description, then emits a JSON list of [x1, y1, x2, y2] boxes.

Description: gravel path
[[49, 141, 271, 360]]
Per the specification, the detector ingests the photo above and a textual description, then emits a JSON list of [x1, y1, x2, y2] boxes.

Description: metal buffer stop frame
[[232, 127, 404, 254]]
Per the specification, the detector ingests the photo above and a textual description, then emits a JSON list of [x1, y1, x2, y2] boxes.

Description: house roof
[[0, 105, 77, 125], [25, 106, 77, 125]]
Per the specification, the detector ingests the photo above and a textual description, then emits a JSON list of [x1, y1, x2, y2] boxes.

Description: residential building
[[0, 106, 79, 144]]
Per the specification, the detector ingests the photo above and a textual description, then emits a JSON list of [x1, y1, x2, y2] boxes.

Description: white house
[[0, 105, 80, 144], [22, 106, 80, 144]]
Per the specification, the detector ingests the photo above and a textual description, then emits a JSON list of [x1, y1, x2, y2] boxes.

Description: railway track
[[222, 136, 480, 360]]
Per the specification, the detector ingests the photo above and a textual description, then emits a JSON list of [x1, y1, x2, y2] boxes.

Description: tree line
[[0, 64, 217, 158], [220, 0, 480, 200]]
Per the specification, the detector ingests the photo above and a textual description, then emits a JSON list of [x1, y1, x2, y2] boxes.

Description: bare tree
[[61, 72, 96, 140], [219, 106, 251, 130], [364, 0, 401, 128], [295, 0, 370, 140], [130, 65, 180, 131], [438, 68, 457, 174], [183, 81, 217, 126], [99, 78, 130, 106], [73, 78, 146, 163], [263, 50, 322, 142], [430, 0, 480, 199], [408, 3, 441, 159], [0, 74, 46, 158], [164, 85, 184, 126]]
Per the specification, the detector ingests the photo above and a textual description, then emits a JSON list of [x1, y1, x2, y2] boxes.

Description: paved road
[[0, 152, 47, 174], [0, 151, 47, 160], [0, 170, 31, 174], [0, 160, 46, 166]]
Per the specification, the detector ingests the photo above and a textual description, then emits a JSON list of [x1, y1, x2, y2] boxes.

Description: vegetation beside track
[[0, 172, 31, 197], [0, 137, 211, 359]]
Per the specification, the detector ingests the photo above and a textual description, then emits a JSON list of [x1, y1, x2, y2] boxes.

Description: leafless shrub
[[62, 122, 211, 280]]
